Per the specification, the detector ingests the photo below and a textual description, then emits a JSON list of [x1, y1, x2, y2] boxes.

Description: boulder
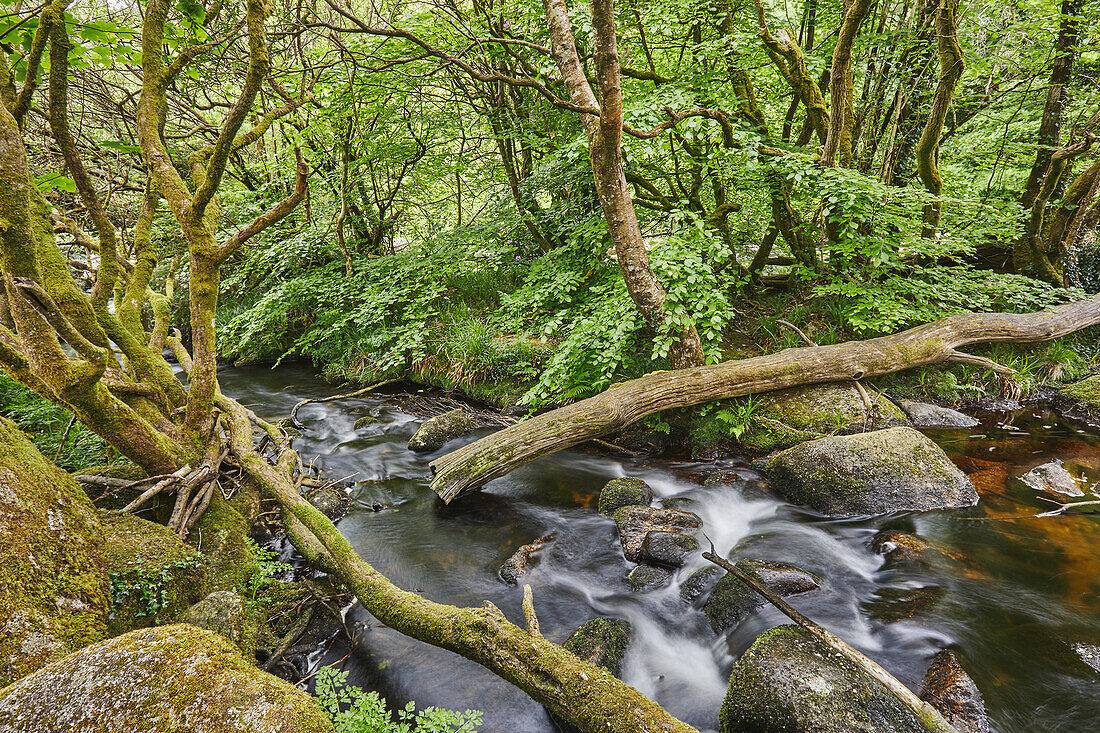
[[765, 427, 978, 516], [896, 400, 980, 429], [597, 477, 652, 516], [182, 591, 258, 656], [306, 483, 355, 521], [870, 530, 942, 572], [639, 530, 699, 568], [719, 624, 932, 733], [864, 586, 946, 622], [407, 409, 477, 452], [680, 566, 723, 604], [499, 533, 555, 584], [919, 650, 989, 733], [741, 383, 911, 452], [0, 418, 110, 687], [626, 564, 674, 591], [0, 624, 334, 733], [1019, 459, 1086, 498], [613, 506, 701, 562], [562, 618, 631, 677], [100, 511, 209, 635], [191, 493, 260, 594], [704, 559, 820, 634], [1061, 375, 1100, 415]]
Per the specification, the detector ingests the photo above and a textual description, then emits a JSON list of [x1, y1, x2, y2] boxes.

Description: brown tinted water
[[219, 364, 1100, 733]]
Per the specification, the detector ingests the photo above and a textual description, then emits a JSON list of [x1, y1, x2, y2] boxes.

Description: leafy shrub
[[314, 667, 482, 733]]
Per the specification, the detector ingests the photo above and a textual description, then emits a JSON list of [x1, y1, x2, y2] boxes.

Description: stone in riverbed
[[920, 649, 989, 733], [896, 400, 980, 429], [499, 533, 555, 584], [719, 624, 932, 733], [680, 566, 724, 604], [182, 590, 259, 656], [870, 530, 942, 572], [626, 564, 674, 591], [597, 477, 652, 516], [864, 585, 947, 622], [639, 530, 699, 568], [562, 618, 631, 677], [613, 505, 701, 562], [1019, 459, 1086, 498], [704, 559, 820, 633], [407, 408, 477, 452], [0, 624, 333, 733], [306, 483, 354, 521], [765, 427, 977, 516]]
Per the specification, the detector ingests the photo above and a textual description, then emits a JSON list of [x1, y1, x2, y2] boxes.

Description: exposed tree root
[[430, 295, 1100, 502]]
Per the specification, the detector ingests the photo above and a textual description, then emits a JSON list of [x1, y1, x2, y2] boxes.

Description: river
[[218, 364, 1100, 733]]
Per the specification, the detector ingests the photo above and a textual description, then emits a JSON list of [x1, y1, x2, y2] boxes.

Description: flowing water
[[218, 364, 1100, 733]]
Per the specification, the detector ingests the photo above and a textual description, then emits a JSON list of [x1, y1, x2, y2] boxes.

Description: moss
[[0, 624, 334, 732], [562, 618, 631, 677], [191, 494, 260, 595], [100, 511, 209, 635], [0, 418, 110, 687], [1062, 375, 1100, 413], [597, 477, 652, 516]]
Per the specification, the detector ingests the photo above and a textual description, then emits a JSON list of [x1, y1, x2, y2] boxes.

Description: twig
[[589, 438, 642, 456], [522, 584, 541, 637], [264, 602, 317, 672], [289, 379, 400, 429], [701, 551, 960, 733], [121, 464, 191, 513], [776, 319, 818, 347], [54, 414, 77, 462]]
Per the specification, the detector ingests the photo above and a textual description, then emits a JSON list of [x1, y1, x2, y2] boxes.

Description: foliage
[[108, 556, 202, 620], [244, 538, 293, 601], [314, 667, 482, 733]]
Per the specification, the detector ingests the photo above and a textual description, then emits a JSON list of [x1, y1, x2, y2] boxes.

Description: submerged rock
[[870, 530, 942, 572], [896, 400, 980, 429], [680, 566, 724, 604], [562, 618, 631, 677], [306, 483, 355, 521], [639, 530, 699, 568], [1074, 643, 1100, 672], [741, 383, 911, 452], [100, 511, 210, 636], [0, 418, 110, 687], [765, 427, 978, 516], [0, 624, 334, 732], [353, 415, 379, 429], [407, 409, 477, 452], [704, 559, 820, 633], [864, 586, 947, 623], [920, 650, 989, 733], [499, 533, 555, 584], [613, 506, 701, 562], [182, 591, 258, 656], [626, 564, 674, 591], [597, 477, 653, 516], [1019, 459, 1086, 498], [719, 624, 931, 733]]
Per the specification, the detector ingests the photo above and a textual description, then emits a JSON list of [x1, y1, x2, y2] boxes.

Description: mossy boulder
[[704, 559, 820, 634], [1061, 375, 1100, 414], [613, 505, 701, 562], [0, 418, 110, 687], [562, 618, 632, 677], [680, 566, 723, 604], [766, 427, 978, 516], [626, 564, 674, 591], [741, 383, 911, 452], [191, 494, 260, 595], [407, 409, 477, 452], [719, 625, 932, 733], [182, 591, 260, 657], [0, 624, 334, 732], [638, 530, 699, 568], [919, 650, 989, 733], [101, 511, 209, 635], [895, 400, 979, 429], [597, 477, 652, 516]]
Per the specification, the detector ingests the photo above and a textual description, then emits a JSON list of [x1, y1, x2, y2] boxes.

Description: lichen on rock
[[597, 476, 652, 516], [0, 624, 334, 732], [0, 417, 110, 687]]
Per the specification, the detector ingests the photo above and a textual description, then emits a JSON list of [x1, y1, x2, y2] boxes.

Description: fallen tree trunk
[[431, 294, 1100, 502]]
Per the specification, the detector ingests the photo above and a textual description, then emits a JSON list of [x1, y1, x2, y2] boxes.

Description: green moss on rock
[[191, 494, 260, 595], [0, 624, 334, 732], [407, 409, 477, 452], [0, 418, 110, 687], [182, 591, 261, 658], [719, 625, 932, 733], [704, 560, 820, 633], [742, 383, 911, 452], [597, 477, 652, 516], [562, 618, 632, 677], [101, 511, 209, 635], [1062, 375, 1100, 414], [765, 427, 978, 516]]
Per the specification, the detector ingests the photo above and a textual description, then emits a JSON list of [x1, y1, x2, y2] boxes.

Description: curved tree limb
[[430, 294, 1100, 502]]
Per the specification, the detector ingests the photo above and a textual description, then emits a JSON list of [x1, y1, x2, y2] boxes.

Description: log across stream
[[221, 364, 1100, 733]]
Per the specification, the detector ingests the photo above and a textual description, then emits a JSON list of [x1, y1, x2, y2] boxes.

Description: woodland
[[0, 0, 1099, 729]]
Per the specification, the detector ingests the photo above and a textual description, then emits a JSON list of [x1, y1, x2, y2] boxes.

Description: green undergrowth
[[315, 666, 482, 732]]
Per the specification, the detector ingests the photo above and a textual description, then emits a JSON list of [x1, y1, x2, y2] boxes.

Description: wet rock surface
[[0, 624, 333, 732], [182, 590, 256, 655], [920, 650, 990, 733], [407, 408, 477, 452], [613, 505, 701, 562], [1019, 459, 1086, 497], [704, 559, 820, 633], [499, 533, 555, 584], [561, 618, 631, 677], [1074, 643, 1100, 672], [766, 427, 978, 516], [597, 476, 652, 516], [719, 624, 932, 733], [639, 530, 699, 568], [680, 566, 724, 604], [305, 483, 355, 521], [896, 400, 980, 428], [870, 530, 943, 572], [626, 564, 674, 591]]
